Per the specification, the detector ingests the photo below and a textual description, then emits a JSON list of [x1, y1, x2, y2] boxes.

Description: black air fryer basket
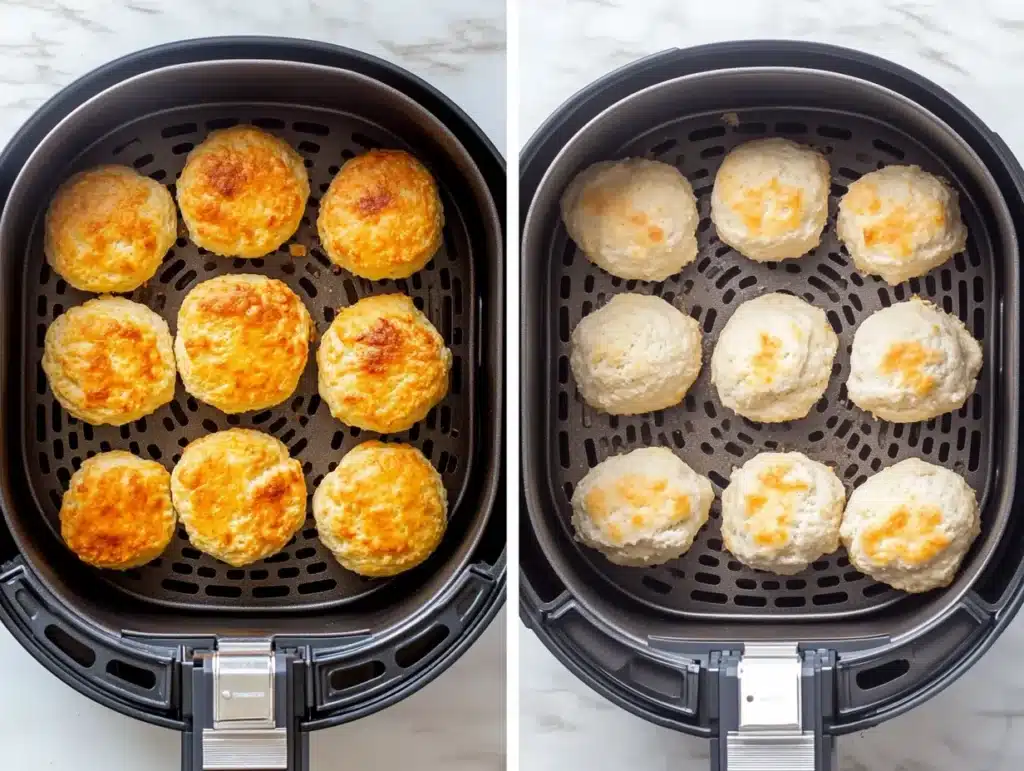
[[0, 38, 504, 770], [520, 41, 1024, 770]]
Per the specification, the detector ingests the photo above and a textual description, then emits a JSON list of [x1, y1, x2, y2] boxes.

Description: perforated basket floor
[[23, 104, 478, 611], [546, 108, 995, 619]]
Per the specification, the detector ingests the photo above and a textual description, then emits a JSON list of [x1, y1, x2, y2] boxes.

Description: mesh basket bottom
[[547, 109, 994, 619], [23, 105, 478, 611]]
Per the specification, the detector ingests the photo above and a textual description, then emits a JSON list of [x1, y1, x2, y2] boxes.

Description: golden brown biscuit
[[42, 296, 176, 426], [175, 274, 314, 414], [170, 429, 307, 567], [60, 451, 175, 570], [317, 294, 451, 433], [313, 441, 446, 577], [317, 149, 443, 279], [44, 165, 177, 292], [176, 126, 309, 257]]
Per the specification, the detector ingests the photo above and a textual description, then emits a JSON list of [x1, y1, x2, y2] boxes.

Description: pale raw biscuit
[[840, 458, 979, 593], [711, 138, 830, 262], [175, 274, 314, 414], [170, 429, 306, 567], [317, 149, 443, 280], [711, 293, 838, 423], [317, 294, 451, 433], [570, 447, 714, 566], [44, 165, 177, 292], [847, 297, 982, 423], [60, 451, 175, 570], [721, 452, 845, 575], [837, 165, 967, 285], [569, 293, 702, 415], [176, 125, 309, 257], [42, 296, 176, 426], [560, 158, 699, 281], [313, 441, 446, 577]]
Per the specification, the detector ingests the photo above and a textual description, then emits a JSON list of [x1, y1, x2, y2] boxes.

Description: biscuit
[[560, 158, 699, 281], [837, 165, 967, 285], [317, 149, 443, 280], [60, 451, 175, 570], [176, 126, 309, 257], [840, 458, 979, 593], [170, 429, 306, 567], [313, 441, 447, 577], [711, 138, 830, 262], [317, 294, 450, 433], [711, 293, 838, 423], [42, 296, 176, 426], [569, 293, 702, 415], [44, 165, 177, 292], [847, 297, 982, 423], [721, 452, 845, 575], [570, 447, 714, 566], [175, 274, 314, 414]]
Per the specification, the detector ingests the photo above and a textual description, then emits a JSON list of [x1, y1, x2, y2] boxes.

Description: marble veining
[[520, 1, 1024, 769], [0, 1, 505, 770]]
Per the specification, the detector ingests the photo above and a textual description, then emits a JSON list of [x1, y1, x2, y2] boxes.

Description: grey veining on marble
[[519, 1, 1024, 769], [0, 1, 505, 770], [0, 0, 506, 149]]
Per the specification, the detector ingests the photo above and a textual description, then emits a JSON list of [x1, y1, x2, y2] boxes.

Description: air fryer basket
[[520, 43, 1024, 771], [0, 39, 503, 771]]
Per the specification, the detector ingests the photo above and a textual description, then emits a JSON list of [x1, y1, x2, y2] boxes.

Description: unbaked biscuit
[[711, 138, 830, 262], [170, 429, 306, 567], [313, 441, 446, 577], [721, 452, 845, 575], [61, 451, 175, 570], [42, 296, 176, 426], [317, 149, 443, 280], [44, 165, 177, 292], [175, 274, 314, 414], [846, 297, 982, 423], [837, 165, 967, 285], [560, 158, 699, 281], [317, 293, 450, 433], [570, 446, 715, 566], [176, 125, 309, 257], [711, 293, 838, 423], [840, 458, 979, 593], [569, 293, 702, 415]]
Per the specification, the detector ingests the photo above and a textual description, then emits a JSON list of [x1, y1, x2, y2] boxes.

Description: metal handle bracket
[[182, 639, 309, 771], [712, 644, 836, 771]]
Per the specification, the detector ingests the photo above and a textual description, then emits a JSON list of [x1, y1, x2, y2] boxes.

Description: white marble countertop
[[519, 1, 1024, 770], [0, 1, 505, 770]]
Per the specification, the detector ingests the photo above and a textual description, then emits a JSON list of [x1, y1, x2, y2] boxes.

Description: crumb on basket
[[289, 243, 307, 258]]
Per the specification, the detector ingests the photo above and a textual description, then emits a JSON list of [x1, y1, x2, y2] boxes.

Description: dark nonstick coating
[[522, 66, 1018, 631], [546, 107, 993, 619], [23, 104, 477, 610], [1, 59, 502, 621]]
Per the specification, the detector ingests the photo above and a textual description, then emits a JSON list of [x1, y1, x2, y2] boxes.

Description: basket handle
[[181, 641, 309, 771], [713, 644, 836, 771]]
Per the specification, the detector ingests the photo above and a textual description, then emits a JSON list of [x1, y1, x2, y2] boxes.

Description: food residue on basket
[[289, 243, 307, 258]]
